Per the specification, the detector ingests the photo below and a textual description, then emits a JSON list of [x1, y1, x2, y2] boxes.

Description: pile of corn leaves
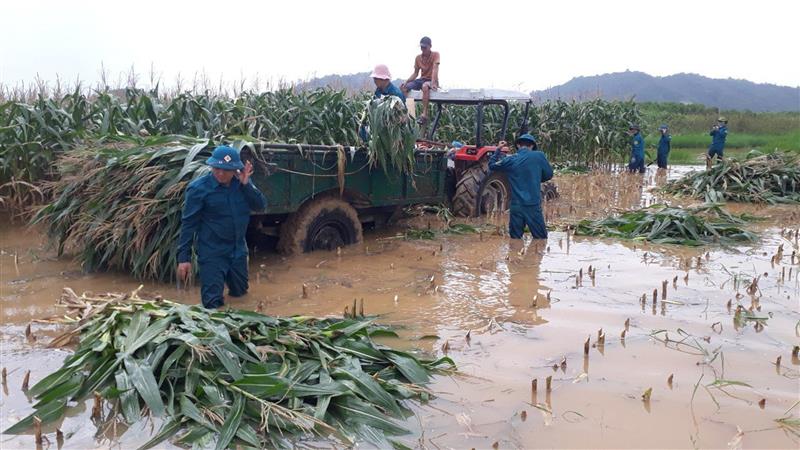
[[31, 135, 220, 282], [663, 151, 800, 204], [573, 203, 758, 246], [6, 289, 454, 449], [365, 96, 418, 175]]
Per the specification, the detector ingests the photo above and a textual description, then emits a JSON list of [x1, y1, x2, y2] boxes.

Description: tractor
[[409, 88, 556, 217]]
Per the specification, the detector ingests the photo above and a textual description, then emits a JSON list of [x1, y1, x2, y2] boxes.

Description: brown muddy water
[[1, 166, 799, 449]]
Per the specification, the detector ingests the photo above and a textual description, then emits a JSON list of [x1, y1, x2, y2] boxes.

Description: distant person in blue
[[489, 134, 554, 239], [177, 146, 268, 309], [656, 124, 672, 169], [627, 124, 645, 173], [370, 64, 405, 103], [708, 117, 728, 161]]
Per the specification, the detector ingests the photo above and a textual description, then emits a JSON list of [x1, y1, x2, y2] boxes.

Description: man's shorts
[[405, 78, 431, 91]]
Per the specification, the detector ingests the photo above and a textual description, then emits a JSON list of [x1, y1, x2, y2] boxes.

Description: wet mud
[[2, 166, 799, 449]]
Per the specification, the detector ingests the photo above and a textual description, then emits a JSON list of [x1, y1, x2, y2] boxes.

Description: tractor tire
[[277, 196, 363, 255], [452, 160, 510, 217], [542, 181, 559, 201]]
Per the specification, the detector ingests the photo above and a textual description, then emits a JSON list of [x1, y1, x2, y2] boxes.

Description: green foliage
[[31, 136, 213, 281], [1, 89, 645, 192], [639, 102, 800, 135], [1, 87, 365, 186], [366, 97, 418, 174], [645, 130, 800, 152], [430, 99, 643, 166], [663, 151, 800, 203], [534, 99, 642, 165], [574, 203, 758, 246], [6, 292, 454, 448]]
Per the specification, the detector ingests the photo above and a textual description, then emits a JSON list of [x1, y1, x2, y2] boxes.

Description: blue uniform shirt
[[373, 82, 406, 103], [658, 134, 671, 154], [488, 147, 553, 207], [631, 133, 645, 159], [710, 126, 727, 151], [177, 174, 267, 263]]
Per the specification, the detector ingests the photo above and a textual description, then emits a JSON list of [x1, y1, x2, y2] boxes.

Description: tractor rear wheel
[[542, 181, 559, 201], [452, 160, 510, 217]]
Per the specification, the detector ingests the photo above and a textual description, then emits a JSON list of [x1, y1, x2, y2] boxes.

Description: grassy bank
[[644, 129, 800, 165]]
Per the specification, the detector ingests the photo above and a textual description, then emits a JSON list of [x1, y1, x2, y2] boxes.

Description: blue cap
[[451, 140, 464, 148], [659, 124, 668, 129], [206, 146, 244, 170], [515, 133, 536, 144]]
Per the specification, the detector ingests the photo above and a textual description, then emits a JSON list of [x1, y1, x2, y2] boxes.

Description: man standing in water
[[489, 134, 553, 240], [656, 124, 671, 169], [708, 117, 728, 161], [177, 146, 267, 309], [401, 36, 440, 126], [627, 124, 645, 173]]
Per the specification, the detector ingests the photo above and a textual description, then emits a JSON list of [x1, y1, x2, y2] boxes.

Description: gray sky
[[2, 0, 799, 93]]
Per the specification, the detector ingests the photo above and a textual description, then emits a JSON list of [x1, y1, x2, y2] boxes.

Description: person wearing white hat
[[370, 64, 405, 103]]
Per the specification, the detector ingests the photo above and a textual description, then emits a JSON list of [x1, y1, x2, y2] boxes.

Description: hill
[[298, 70, 799, 112], [532, 71, 799, 112]]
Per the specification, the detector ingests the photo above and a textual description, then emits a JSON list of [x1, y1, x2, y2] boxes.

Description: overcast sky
[[2, 0, 799, 93]]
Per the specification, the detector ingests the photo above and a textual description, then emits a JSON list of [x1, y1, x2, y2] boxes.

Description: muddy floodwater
[[2, 166, 799, 449]]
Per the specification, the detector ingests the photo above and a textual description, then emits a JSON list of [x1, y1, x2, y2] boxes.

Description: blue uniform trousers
[[509, 205, 547, 239], [628, 155, 645, 173], [657, 151, 669, 169], [199, 256, 249, 309]]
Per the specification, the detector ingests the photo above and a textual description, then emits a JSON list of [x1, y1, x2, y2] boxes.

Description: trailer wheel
[[277, 196, 363, 254], [452, 160, 510, 217]]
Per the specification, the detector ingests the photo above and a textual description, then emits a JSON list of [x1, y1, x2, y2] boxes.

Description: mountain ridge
[[533, 71, 799, 112], [298, 70, 799, 112]]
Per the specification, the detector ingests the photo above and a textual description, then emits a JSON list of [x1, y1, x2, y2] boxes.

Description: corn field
[[2, 88, 642, 189], [426, 98, 642, 166], [0, 88, 364, 188]]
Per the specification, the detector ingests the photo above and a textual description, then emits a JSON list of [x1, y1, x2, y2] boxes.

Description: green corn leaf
[[124, 356, 165, 417], [3, 398, 68, 434], [215, 393, 245, 450], [136, 416, 183, 450]]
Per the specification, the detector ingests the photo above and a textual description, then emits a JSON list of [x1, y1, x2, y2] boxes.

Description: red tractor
[[409, 89, 556, 217]]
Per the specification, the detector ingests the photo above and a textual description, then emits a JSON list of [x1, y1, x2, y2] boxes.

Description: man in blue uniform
[[177, 146, 268, 309], [656, 124, 671, 169], [627, 124, 645, 173], [708, 117, 728, 161], [488, 134, 553, 239]]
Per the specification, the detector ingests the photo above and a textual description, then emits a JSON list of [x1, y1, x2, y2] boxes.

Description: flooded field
[[2, 166, 799, 449]]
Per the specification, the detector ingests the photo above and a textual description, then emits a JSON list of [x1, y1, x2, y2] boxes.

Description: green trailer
[[241, 89, 543, 254], [241, 142, 448, 253]]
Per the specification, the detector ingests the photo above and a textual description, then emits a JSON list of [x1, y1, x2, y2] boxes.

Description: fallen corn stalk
[[9, 288, 455, 449]]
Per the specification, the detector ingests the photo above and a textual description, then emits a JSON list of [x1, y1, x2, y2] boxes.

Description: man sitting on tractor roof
[[401, 36, 440, 126], [489, 134, 553, 240]]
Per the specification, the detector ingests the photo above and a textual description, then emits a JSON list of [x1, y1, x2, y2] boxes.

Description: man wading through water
[[489, 134, 553, 240], [177, 146, 267, 309]]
